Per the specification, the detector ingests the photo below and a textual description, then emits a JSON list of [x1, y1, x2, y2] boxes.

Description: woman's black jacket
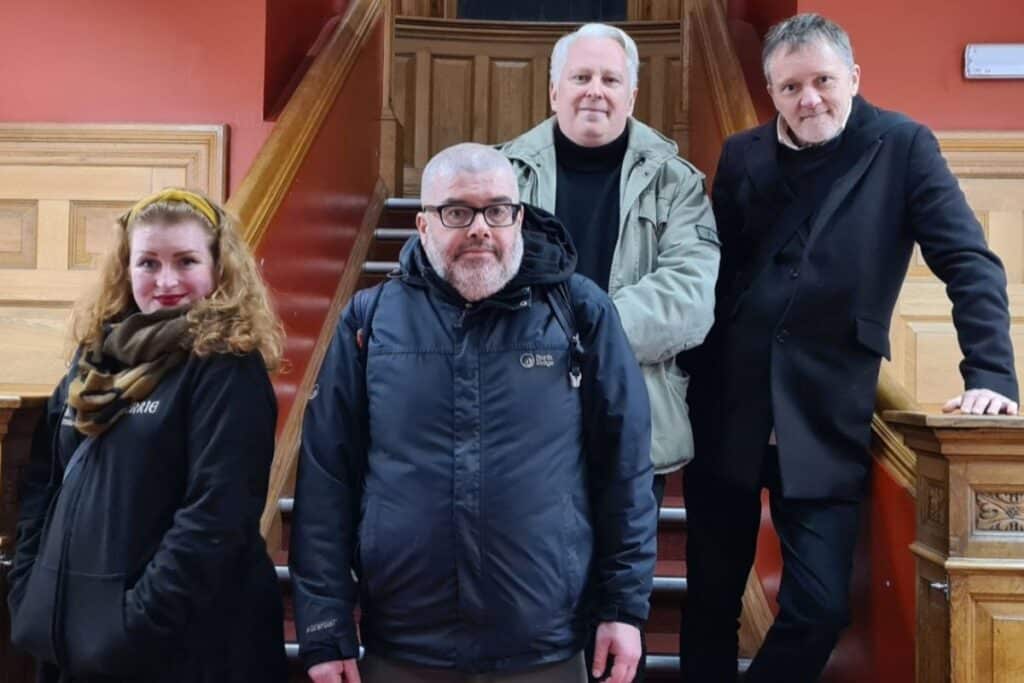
[[8, 351, 286, 682]]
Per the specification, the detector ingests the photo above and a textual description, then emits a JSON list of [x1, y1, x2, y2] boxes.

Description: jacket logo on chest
[[127, 400, 161, 415], [520, 352, 554, 369]]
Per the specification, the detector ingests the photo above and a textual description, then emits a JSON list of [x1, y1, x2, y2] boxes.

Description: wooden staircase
[[275, 198, 749, 680]]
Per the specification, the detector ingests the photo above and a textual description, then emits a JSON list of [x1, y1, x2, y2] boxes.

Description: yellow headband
[[126, 188, 219, 228]]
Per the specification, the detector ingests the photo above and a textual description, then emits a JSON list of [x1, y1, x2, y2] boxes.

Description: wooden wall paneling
[[0, 124, 226, 388], [647, 55, 667, 134], [532, 57, 549, 126], [413, 48, 432, 189], [0, 201, 37, 269], [394, 18, 683, 196], [629, 0, 683, 21], [67, 201, 128, 270], [379, 0, 406, 196], [635, 56, 651, 127], [488, 59, 534, 144], [395, 0, 453, 18], [393, 53, 417, 165], [429, 56, 475, 158], [668, 55, 685, 154], [472, 55, 490, 143]]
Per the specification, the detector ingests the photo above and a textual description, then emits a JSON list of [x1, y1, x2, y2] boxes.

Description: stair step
[[277, 498, 684, 525], [362, 261, 399, 274], [375, 228, 416, 240], [647, 655, 751, 676], [282, 645, 749, 679], [383, 197, 421, 211], [276, 565, 684, 596]]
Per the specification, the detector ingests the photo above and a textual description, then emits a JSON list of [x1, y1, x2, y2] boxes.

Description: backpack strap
[[355, 281, 389, 366], [545, 280, 583, 389]]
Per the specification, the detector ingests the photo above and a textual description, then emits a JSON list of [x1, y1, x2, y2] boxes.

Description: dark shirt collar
[[553, 123, 629, 172]]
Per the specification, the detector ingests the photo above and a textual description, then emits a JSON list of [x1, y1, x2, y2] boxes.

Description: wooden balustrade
[[885, 412, 1024, 683]]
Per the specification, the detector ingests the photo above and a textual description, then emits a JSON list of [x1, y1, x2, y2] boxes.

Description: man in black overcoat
[[680, 13, 1018, 683]]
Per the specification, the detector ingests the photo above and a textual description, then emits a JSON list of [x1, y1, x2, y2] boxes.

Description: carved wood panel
[[0, 124, 225, 389], [976, 491, 1024, 532], [393, 18, 683, 195], [885, 134, 1024, 411], [0, 201, 38, 269]]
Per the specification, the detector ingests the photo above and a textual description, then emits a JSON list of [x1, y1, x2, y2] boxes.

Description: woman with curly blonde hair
[[9, 188, 288, 683]]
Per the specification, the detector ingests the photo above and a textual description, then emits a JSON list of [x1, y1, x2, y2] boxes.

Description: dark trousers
[[679, 449, 861, 683], [585, 474, 666, 683]]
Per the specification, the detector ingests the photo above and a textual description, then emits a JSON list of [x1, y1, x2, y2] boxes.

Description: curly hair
[[69, 189, 285, 371]]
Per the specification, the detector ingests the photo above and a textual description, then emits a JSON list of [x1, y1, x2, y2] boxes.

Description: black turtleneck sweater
[[554, 124, 629, 292]]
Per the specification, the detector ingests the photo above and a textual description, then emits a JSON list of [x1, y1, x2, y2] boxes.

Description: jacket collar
[[397, 204, 577, 307], [503, 116, 678, 169], [744, 95, 881, 204], [502, 116, 679, 215]]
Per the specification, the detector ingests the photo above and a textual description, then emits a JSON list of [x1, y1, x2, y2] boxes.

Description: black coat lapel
[[804, 97, 888, 248], [744, 124, 791, 207]]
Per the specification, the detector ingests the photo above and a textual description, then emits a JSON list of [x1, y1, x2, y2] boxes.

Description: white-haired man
[[502, 26, 720, 680], [290, 143, 657, 683]]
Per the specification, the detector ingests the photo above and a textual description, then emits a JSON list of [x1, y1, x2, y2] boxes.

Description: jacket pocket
[[9, 563, 59, 665], [63, 572, 144, 677], [646, 362, 694, 471], [854, 317, 891, 360]]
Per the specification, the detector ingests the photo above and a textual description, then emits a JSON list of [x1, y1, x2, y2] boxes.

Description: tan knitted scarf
[[68, 308, 191, 437]]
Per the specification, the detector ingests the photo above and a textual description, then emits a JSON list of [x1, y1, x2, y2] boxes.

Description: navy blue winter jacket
[[290, 206, 656, 673]]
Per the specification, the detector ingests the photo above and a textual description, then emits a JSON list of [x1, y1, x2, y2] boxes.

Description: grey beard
[[422, 230, 524, 302]]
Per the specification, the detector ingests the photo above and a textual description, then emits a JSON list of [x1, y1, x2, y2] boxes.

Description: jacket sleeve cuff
[[964, 369, 1020, 403], [300, 634, 360, 671], [595, 603, 648, 628], [299, 623, 360, 670]]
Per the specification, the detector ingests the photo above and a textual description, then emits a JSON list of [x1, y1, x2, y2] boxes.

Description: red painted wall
[[0, 1, 270, 194], [264, 0, 350, 117], [749, 462, 917, 683], [731, 0, 1024, 131], [0, 1, 349, 195], [826, 463, 917, 682], [728, 0, 798, 40], [802, 0, 1024, 130]]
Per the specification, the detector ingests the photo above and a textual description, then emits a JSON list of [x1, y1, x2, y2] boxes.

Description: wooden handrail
[[686, 0, 758, 137], [228, 0, 384, 248]]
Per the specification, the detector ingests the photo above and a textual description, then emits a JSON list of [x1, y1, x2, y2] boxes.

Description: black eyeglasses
[[422, 203, 521, 228]]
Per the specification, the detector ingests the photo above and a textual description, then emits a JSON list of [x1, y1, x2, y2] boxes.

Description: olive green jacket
[[501, 117, 720, 472]]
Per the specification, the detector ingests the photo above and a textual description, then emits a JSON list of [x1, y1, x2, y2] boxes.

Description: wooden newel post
[[885, 411, 1024, 683]]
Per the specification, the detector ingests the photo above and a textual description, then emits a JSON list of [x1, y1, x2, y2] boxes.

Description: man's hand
[[308, 659, 361, 683], [943, 388, 1019, 416], [592, 621, 641, 683]]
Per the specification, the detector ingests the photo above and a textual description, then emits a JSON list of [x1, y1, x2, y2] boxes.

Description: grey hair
[[420, 142, 518, 201], [549, 23, 639, 91], [762, 13, 855, 83]]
